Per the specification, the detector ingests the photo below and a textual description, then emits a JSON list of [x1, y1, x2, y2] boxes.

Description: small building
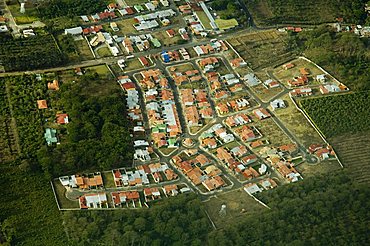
[[56, 113, 69, 124], [253, 108, 271, 120], [166, 29, 176, 37], [37, 100, 48, 109], [44, 128, 57, 145], [48, 80, 60, 90], [282, 63, 295, 70], [270, 99, 286, 110], [244, 183, 262, 194], [64, 27, 83, 35]]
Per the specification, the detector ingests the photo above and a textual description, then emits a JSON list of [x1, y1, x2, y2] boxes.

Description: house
[[264, 79, 280, 88], [316, 74, 326, 83], [164, 169, 178, 180], [260, 178, 277, 190], [290, 88, 312, 97], [288, 76, 309, 87], [64, 27, 82, 35], [244, 73, 260, 86], [79, 193, 107, 209], [244, 183, 262, 194], [143, 187, 161, 201], [299, 68, 310, 75], [123, 38, 134, 54], [110, 22, 119, 32], [56, 113, 69, 124], [319, 84, 340, 94], [44, 128, 57, 145], [163, 184, 178, 197], [47, 80, 59, 90], [230, 58, 247, 68], [112, 191, 140, 207], [282, 63, 295, 70], [195, 154, 210, 166], [37, 100, 48, 109], [253, 108, 271, 120], [202, 176, 225, 191], [166, 29, 176, 37], [139, 56, 149, 67], [270, 99, 286, 110]]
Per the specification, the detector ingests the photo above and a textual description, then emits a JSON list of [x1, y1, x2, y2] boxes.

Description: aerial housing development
[[1, 0, 369, 244]]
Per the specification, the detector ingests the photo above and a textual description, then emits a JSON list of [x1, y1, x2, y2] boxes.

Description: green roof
[[167, 138, 177, 146], [134, 5, 144, 11], [151, 38, 161, 48], [44, 128, 57, 145]]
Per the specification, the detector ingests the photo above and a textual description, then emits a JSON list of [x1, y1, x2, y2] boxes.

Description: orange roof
[[47, 80, 59, 90], [37, 100, 48, 109]]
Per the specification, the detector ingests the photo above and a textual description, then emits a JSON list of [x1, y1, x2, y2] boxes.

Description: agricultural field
[[227, 30, 294, 70], [244, 0, 366, 26], [274, 94, 324, 147], [330, 132, 370, 184], [299, 91, 370, 138], [0, 34, 65, 72], [0, 81, 19, 163], [204, 188, 266, 228]]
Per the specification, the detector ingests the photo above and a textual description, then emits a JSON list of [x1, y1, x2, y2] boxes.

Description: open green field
[[115, 18, 138, 35], [251, 118, 292, 146], [204, 188, 265, 228], [85, 64, 111, 76], [153, 29, 183, 47], [7, 3, 39, 24], [215, 18, 238, 30], [195, 11, 212, 29], [75, 39, 94, 60], [228, 30, 293, 70], [244, 0, 365, 26], [52, 180, 79, 209], [330, 132, 370, 184], [274, 94, 324, 147], [251, 83, 284, 102], [96, 46, 112, 58]]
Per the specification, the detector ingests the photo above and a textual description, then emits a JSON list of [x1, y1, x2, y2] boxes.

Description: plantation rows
[[300, 92, 370, 138], [331, 133, 370, 184], [5, 76, 47, 159], [0, 34, 65, 72]]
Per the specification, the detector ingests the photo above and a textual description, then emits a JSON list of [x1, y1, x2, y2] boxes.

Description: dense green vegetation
[[211, 0, 247, 23], [63, 194, 210, 245], [289, 26, 370, 91], [246, 0, 368, 26], [300, 91, 370, 138], [36, 0, 108, 19], [0, 33, 65, 72], [5, 75, 47, 166], [37, 72, 133, 177], [0, 165, 68, 246], [208, 171, 370, 245]]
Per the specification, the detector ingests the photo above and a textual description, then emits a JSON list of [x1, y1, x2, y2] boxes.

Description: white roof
[[244, 184, 262, 194], [65, 26, 82, 35]]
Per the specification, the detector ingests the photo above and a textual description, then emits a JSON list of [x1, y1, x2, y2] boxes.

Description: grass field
[[96, 46, 112, 58], [330, 132, 370, 184], [85, 65, 111, 76], [102, 171, 115, 188], [215, 18, 238, 30], [296, 160, 342, 178], [8, 4, 39, 24], [75, 39, 94, 60], [251, 83, 284, 102], [52, 180, 79, 209], [115, 18, 138, 35], [228, 30, 293, 70], [195, 11, 212, 30], [273, 94, 324, 147], [204, 189, 266, 228], [153, 30, 182, 47], [251, 118, 292, 146]]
